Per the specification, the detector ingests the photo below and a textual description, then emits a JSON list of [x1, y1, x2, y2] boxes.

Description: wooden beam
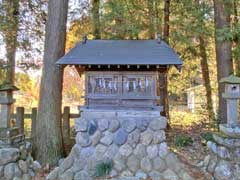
[[59, 64, 67, 69], [75, 65, 85, 77], [16, 107, 24, 134], [62, 106, 71, 155]]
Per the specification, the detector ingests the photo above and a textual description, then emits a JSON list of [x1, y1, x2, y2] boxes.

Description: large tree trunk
[[213, 0, 233, 123], [92, 0, 101, 39], [160, 0, 171, 120], [2, 0, 19, 87], [199, 36, 215, 121], [35, 0, 68, 165], [233, 0, 240, 75]]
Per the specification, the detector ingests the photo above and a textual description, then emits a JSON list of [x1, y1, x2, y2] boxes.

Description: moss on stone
[[0, 82, 19, 91], [220, 74, 240, 84]]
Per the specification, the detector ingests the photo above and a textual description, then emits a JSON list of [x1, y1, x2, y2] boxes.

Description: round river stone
[[114, 128, 128, 145]]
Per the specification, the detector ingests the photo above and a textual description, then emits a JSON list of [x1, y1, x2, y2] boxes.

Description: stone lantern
[[203, 75, 240, 179], [0, 82, 23, 146], [0, 82, 19, 128], [220, 74, 240, 127]]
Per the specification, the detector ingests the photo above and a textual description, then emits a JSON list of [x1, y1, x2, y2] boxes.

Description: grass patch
[[94, 159, 113, 178], [170, 110, 204, 128], [201, 132, 214, 142], [174, 134, 193, 147]]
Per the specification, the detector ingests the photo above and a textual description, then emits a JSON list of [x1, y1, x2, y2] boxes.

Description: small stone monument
[[220, 74, 240, 127], [0, 82, 19, 128], [201, 75, 240, 180], [0, 82, 24, 147]]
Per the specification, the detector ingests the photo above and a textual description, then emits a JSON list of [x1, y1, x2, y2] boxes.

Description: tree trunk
[[213, 0, 233, 123], [163, 0, 170, 44], [147, 0, 155, 39], [154, 1, 162, 35], [233, 0, 240, 75], [92, 0, 101, 39], [35, 0, 68, 165], [161, 0, 171, 120], [2, 0, 19, 87], [199, 36, 215, 122]]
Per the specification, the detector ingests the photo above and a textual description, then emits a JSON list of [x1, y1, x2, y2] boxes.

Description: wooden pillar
[[159, 68, 170, 119], [31, 108, 37, 139], [16, 107, 24, 134], [31, 107, 37, 158], [62, 106, 71, 155]]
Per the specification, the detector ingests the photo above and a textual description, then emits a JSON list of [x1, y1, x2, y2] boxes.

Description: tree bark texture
[[2, 0, 19, 86], [154, 1, 162, 35], [199, 36, 215, 121], [233, 0, 240, 75], [35, 0, 68, 165], [163, 0, 170, 44], [213, 0, 233, 123], [160, 0, 171, 120], [92, 0, 101, 39], [147, 0, 155, 39]]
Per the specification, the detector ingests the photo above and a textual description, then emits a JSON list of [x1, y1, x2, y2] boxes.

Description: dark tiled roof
[[57, 40, 182, 65]]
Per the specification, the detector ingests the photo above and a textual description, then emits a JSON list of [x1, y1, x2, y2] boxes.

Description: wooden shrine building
[[57, 37, 182, 116]]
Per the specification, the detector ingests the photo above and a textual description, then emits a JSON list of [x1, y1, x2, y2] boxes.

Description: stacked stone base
[[47, 110, 192, 180], [0, 142, 41, 180], [202, 124, 240, 180]]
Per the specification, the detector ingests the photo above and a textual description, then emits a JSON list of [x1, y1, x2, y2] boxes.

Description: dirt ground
[[166, 121, 214, 180]]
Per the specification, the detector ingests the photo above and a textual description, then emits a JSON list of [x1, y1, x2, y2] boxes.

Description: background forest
[[0, 0, 240, 166]]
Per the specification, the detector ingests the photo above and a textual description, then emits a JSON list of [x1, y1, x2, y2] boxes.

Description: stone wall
[[0, 142, 41, 180], [47, 110, 192, 180], [200, 124, 240, 180]]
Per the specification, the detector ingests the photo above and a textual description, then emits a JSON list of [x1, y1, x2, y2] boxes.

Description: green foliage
[[174, 134, 193, 147], [100, 0, 164, 39], [201, 132, 214, 144], [170, 109, 205, 128], [0, 0, 46, 61], [168, 0, 216, 101], [0, 70, 6, 85], [66, 17, 92, 50], [14, 72, 40, 108], [94, 159, 113, 178]]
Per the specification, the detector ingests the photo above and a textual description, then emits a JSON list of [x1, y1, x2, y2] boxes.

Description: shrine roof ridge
[[56, 40, 182, 66]]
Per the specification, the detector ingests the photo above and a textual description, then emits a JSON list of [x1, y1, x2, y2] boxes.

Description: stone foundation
[[201, 124, 240, 180], [0, 142, 41, 180], [47, 109, 192, 180]]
